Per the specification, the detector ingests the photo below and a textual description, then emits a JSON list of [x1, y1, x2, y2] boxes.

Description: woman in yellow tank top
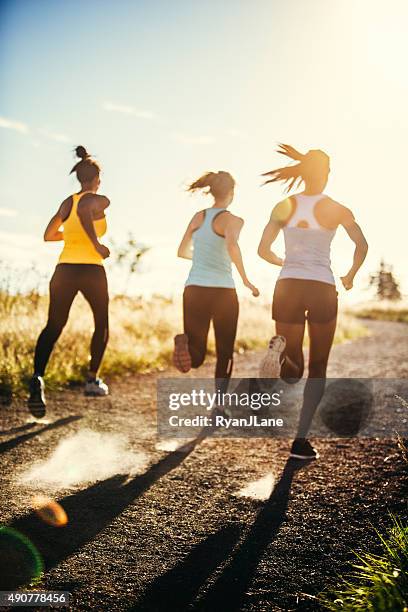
[[28, 146, 111, 417]]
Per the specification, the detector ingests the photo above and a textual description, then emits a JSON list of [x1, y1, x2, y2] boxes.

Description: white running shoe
[[84, 378, 109, 397], [259, 335, 286, 379], [28, 375, 46, 418]]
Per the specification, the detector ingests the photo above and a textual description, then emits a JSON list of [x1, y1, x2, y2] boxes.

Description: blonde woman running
[[258, 144, 368, 459]]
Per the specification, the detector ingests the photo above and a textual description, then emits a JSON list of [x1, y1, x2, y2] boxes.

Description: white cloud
[[103, 101, 155, 119], [173, 132, 215, 145], [103, 101, 134, 114], [38, 128, 71, 143], [0, 116, 29, 134], [0, 116, 70, 144], [0, 207, 17, 217]]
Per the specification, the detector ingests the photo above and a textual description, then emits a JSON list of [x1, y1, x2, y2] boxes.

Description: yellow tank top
[[58, 192, 107, 265]]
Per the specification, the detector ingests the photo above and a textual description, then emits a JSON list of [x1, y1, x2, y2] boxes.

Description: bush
[[320, 517, 408, 611]]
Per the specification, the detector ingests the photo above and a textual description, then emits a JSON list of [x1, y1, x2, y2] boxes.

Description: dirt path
[[0, 320, 407, 611]]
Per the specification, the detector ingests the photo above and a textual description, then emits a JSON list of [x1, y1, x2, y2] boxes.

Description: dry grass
[[0, 290, 367, 397], [349, 299, 408, 324]]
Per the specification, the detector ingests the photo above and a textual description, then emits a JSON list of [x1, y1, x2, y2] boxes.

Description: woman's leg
[[295, 316, 337, 438], [275, 321, 305, 382], [212, 288, 239, 381], [272, 280, 306, 382], [34, 265, 78, 376], [183, 286, 212, 368], [80, 266, 109, 377]]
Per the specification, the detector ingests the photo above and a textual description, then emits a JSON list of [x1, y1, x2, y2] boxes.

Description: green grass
[[320, 517, 408, 611], [321, 427, 408, 612], [0, 290, 367, 398]]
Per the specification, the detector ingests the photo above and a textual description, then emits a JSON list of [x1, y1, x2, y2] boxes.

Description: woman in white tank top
[[257, 144, 368, 460]]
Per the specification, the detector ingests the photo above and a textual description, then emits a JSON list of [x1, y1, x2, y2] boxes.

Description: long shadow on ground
[[130, 458, 312, 612], [0, 423, 37, 436], [197, 459, 313, 611], [130, 525, 242, 611], [0, 438, 202, 589], [0, 416, 82, 455]]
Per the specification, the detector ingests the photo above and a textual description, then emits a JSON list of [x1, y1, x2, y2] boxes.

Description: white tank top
[[279, 193, 336, 285]]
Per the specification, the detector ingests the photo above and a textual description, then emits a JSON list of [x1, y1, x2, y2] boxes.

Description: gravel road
[[0, 319, 407, 611]]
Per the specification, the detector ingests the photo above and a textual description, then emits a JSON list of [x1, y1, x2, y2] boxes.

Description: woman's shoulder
[[216, 211, 243, 233], [315, 196, 355, 228], [59, 195, 73, 221], [320, 195, 353, 216], [187, 209, 205, 232], [225, 211, 243, 224], [270, 196, 296, 226]]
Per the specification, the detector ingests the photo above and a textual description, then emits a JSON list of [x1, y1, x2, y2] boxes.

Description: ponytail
[[262, 143, 329, 192], [70, 145, 101, 184], [188, 170, 235, 200], [188, 172, 217, 192]]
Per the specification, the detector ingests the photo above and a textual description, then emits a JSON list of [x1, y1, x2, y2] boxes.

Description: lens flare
[[32, 495, 68, 527], [271, 197, 292, 224], [0, 526, 44, 589]]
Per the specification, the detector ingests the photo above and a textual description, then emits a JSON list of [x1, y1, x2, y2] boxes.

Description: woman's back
[[186, 208, 234, 288], [59, 192, 107, 265], [280, 193, 336, 285]]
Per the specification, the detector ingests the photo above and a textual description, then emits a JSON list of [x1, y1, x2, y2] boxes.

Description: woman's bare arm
[[339, 207, 368, 290], [177, 212, 203, 260], [43, 212, 64, 241], [43, 198, 72, 241], [225, 215, 259, 296], [257, 201, 290, 265], [257, 218, 284, 266]]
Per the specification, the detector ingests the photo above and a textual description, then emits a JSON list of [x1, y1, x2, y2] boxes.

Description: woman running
[[257, 144, 368, 459], [28, 146, 111, 417], [173, 171, 259, 389]]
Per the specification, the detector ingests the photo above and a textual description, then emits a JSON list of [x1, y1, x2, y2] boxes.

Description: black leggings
[[34, 264, 109, 376], [183, 285, 239, 380]]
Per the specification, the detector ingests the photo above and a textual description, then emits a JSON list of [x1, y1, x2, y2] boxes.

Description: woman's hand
[[95, 243, 110, 259], [244, 279, 260, 297], [340, 273, 354, 290]]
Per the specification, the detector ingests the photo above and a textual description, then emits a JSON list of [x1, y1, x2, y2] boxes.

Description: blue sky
[[1, 0, 407, 302]]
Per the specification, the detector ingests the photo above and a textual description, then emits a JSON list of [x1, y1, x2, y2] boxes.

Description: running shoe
[[84, 378, 109, 397], [173, 333, 192, 373], [28, 375, 46, 418], [259, 335, 286, 378], [289, 438, 319, 460]]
